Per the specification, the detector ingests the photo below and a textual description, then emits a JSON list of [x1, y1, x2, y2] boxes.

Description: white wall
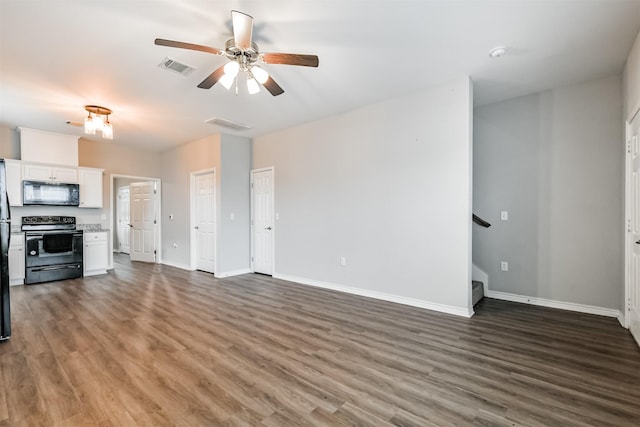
[[624, 30, 640, 120], [160, 134, 220, 269], [474, 74, 624, 310], [253, 77, 473, 316], [217, 135, 251, 275], [0, 125, 20, 159]]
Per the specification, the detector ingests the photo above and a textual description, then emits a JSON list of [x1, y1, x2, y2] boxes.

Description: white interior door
[[251, 168, 274, 275], [628, 111, 640, 346], [117, 186, 130, 254], [130, 181, 156, 263], [195, 172, 216, 273]]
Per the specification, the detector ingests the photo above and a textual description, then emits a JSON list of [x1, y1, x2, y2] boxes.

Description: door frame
[[109, 174, 162, 269], [190, 168, 217, 271], [116, 185, 131, 254], [624, 103, 640, 332], [250, 166, 275, 274]]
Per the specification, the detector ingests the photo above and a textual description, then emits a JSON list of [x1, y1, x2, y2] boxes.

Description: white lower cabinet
[[84, 232, 108, 276], [8, 233, 25, 286]]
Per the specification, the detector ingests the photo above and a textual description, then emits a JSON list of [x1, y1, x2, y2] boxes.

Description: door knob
[[194, 226, 199, 230], [636, 240, 640, 244], [265, 226, 272, 230]]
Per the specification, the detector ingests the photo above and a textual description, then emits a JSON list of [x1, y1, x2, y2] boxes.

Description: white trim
[[617, 312, 626, 328], [471, 263, 489, 297], [273, 273, 474, 318], [160, 259, 194, 271], [250, 166, 275, 275], [109, 173, 162, 270], [624, 119, 632, 329], [486, 290, 621, 319], [189, 168, 216, 273], [215, 268, 252, 278]]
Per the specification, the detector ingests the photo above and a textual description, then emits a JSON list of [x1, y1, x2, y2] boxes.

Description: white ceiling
[[1, 0, 639, 152]]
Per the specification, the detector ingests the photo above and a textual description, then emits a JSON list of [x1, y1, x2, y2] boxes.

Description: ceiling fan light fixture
[[251, 66, 269, 84], [247, 75, 260, 94]]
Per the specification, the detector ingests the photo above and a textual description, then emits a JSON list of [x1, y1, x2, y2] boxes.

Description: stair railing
[[473, 214, 491, 228]]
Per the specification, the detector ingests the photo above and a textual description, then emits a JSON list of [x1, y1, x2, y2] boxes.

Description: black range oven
[[22, 216, 83, 284]]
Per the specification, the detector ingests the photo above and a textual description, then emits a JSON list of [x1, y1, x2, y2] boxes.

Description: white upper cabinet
[[18, 127, 79, 166], [23, 163, 78, 183], [4, 159, 22, 206], [78, 167, 103, 208]]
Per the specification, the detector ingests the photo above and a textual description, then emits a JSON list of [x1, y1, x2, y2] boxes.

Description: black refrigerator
[[0, 159, 11, 341]]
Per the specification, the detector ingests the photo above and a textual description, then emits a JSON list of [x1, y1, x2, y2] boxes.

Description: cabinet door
[[8, 235, 25, 285], [23, 163, 52, 181], [52, 166, 78, 183], [4, 159, 23, 206], [79, 168, 103, 208], [84, 232, 108, 275]]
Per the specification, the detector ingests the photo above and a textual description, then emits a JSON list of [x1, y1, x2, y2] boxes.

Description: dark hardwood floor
[[1, 254, 639, 426]]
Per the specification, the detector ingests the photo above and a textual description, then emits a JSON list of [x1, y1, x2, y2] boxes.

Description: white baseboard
[[486, 290, 621, 319], [215, 268, 252, 278], [617, 312, 626, 329], [273, 273, 473, 318], [160, 259, 194, 271]]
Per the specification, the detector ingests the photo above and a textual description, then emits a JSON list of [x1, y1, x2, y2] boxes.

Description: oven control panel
[[22, 216, 76, 225]]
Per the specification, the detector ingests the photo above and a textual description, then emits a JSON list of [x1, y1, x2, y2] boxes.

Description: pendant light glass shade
[[102, 119, 113, 140], [247, 76, 260, 94], [219, 73, 235, 90], [84, 115, 96, 134], [93, 114, 104, 131], [251, 66, 269, 84]]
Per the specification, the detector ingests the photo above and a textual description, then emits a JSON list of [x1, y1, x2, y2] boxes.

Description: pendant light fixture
[[83, 105, 113, 139]]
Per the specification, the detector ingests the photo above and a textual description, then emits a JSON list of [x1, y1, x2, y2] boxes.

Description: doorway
[[116, 186, 130, 254], [190, 169, 216, 273], [251, 167, 274, 275], [110, 174, 162, 269], [625, 105, 640, 347]]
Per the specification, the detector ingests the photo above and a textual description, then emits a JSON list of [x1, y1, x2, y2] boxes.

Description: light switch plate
[[501, 211, 508, 221], [501, 261, 509, 271]]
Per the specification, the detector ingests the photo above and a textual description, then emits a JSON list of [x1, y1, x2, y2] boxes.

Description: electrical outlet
[[501, 261, 509, 271], [340, 256, 346, 266]]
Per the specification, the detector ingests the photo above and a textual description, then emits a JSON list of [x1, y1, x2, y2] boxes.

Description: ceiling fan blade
[[262, 53, 319, 67], [155, 38, 220, 55], [197, 64, 227, 89], [262, 76, 284, 96], [231, 10, 253, 50]]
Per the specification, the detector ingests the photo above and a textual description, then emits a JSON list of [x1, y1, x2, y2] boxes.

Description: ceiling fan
[[155, 10, 319, 96]]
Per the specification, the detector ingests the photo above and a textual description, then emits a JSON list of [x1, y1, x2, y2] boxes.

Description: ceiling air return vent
[[158, 57, 195, 76], [204, 117, 252, 131]]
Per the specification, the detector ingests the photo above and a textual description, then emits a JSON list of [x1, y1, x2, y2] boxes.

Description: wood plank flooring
[[0, 254, 639, 426]]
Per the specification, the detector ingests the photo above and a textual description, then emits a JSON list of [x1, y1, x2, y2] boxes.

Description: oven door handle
[[31, 265, 81, 272]]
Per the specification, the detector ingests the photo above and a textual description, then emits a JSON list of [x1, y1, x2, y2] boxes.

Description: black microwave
[[23, 181, 80, 206]]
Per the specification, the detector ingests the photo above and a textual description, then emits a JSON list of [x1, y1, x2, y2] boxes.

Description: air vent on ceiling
[[204, 117, 252, 131], [158, 57, 195, 76]]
